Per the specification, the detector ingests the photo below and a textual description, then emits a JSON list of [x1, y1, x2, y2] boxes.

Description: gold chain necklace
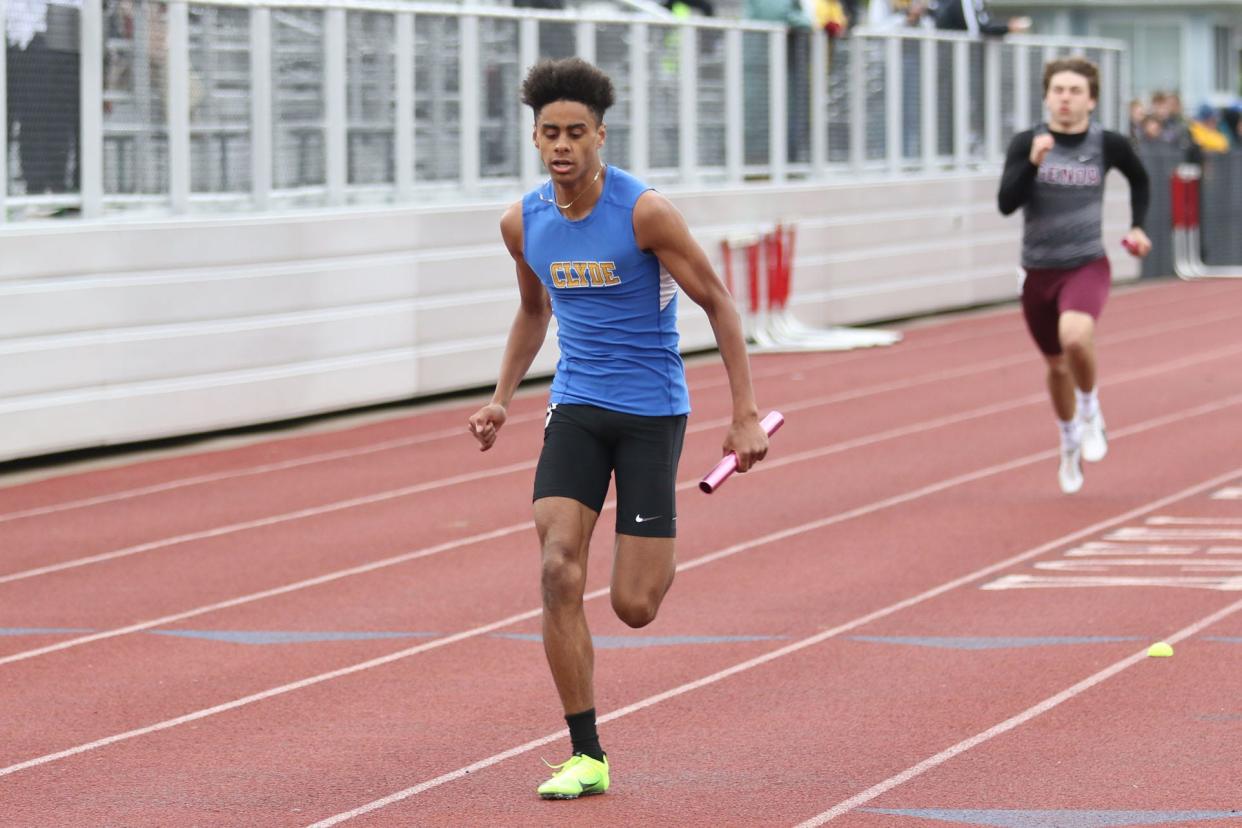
[[540, 165, 604, 210]]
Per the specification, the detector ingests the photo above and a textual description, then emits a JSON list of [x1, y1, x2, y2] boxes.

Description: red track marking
[[874, 652, 1242, 816], [0, 294, 1229, 594], [2, 397, 1238, 783], [0, 327, 1232, 645], [0, 425, 533, 524], [0, 392, 547, 507], [1, 341, 1239, 671], [4, 394, 1237, 779], [3, 280, 1242, 824], [0, 278, 1225, 524], [796, 597, 1242, 825], [304, 468, 1242, 826], [0, 352, 1232, 618], [4, 306, 1240, 587], [0, 521, 534, 668], [367, 413, 1242, 825], [0, 458, 539, 585]]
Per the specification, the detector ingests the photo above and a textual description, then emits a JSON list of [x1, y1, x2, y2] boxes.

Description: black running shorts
[[533, 403, 687, 538]]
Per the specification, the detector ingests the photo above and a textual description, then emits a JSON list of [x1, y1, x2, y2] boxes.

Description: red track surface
[[2, 278, 1242, 827]]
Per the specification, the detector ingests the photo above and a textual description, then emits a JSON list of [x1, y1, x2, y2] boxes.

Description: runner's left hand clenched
[[723, 415, 769, 473]]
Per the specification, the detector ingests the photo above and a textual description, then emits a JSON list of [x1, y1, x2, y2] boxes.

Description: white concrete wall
[[0, 171, 1138, 462]]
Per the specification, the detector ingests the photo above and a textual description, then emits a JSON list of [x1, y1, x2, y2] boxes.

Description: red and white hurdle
[[719, 223, 902, 353], [1171, 163, 1242, 280]]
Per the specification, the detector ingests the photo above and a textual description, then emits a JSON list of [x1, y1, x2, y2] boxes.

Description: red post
[[1185, 176, 1200, 230], [746, 241, 761, 314], [767, 226, 784, 311], [782, 224, 797, 308], [1172, 164, 1203, 231], [1170, 174, 1185, 230]]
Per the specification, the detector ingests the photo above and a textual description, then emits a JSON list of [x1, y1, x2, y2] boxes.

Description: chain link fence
[[1137, 142, 1242, 277]]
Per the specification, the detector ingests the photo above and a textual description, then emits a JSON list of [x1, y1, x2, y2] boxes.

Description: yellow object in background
[[1188, 121, 1229, 154], [812, 0, 847, 36]]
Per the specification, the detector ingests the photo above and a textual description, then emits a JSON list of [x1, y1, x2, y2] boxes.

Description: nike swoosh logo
[[1077, 154, 1094, 162], [634, 514, 662, 523]]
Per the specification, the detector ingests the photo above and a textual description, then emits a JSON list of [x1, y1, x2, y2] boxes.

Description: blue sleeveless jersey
[[522, 166, 691, 416]]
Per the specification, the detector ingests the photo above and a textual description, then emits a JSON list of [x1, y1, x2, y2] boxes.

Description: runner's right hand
[[468, 404, 507, 451], [1030, 134, 1055, 167]]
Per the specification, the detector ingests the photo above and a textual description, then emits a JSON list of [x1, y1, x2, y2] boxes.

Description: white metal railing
[[1, 0, 1125, 222]]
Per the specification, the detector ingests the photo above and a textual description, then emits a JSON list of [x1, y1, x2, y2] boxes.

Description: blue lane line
[[490, 633, 786, 650], [864, 809, 1242, 827], [849, 636, 1144, 651]]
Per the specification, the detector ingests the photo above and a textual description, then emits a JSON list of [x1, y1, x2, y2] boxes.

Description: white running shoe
[[1058, 444, 1084, 494], [1081, 411, 1108, 463]]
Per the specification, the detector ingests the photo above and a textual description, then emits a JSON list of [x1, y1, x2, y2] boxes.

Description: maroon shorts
[[1021, 257, 1111, 356]]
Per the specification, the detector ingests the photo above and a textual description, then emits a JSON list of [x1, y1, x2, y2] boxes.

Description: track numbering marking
[[985, 487, 1242, 592]]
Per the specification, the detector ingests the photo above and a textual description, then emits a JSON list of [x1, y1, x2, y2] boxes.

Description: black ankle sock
[[565, 708, 605, 762]]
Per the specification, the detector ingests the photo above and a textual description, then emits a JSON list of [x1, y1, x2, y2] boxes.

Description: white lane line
[[3, 358, 1241, 671], [3, 400, 1239, 784], [6, 331, 1241, 588], [0, 384, 1027, 663], [0, 521, 535, 667], [0, 344, 914, 523], [702, 335, 1242, 436], [0, 602, 546, 780], [0, 423, 541, 524], [1, 283, 1231, 524], [794, 593, 1242, 826], [1148, 517, 1242, 526], [305, 465, 1242, 827], [0, 460, 540, 585]]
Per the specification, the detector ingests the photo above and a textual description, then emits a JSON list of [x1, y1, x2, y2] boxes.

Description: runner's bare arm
[[632, 191, 767, 471], [467, 202, 553, 451]]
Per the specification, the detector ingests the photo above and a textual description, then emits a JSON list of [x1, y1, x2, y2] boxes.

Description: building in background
[[990, 0, 1241, 107]]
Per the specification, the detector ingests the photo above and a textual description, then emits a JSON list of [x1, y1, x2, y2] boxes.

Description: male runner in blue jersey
[[998, 57, 1151, 494], [467, 58, 769, 799]]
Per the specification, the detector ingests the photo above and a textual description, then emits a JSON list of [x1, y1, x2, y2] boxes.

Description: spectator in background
[[663, 0, 714, 16], [1127, 99, 1146, 142], [743, 0, 811, 164], [1187, 104, 1229, 157], [1219, 103, 1241, 149], [1137, 114, 1167, 146], [866, 0, 930, 29], [1148, 91, 1171, 124], [748, 0, 810, 27], [513, 0, 565, 10], [1167, 92, 1186, 132], [1147, 91, 1186, 143], [934, 0, 1030, 36], [815, 0, 848, 37], [5, 0, 82, 196], [798, 0, 859, 37]]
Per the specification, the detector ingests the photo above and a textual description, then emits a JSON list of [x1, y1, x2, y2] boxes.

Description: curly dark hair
[[520, 58, 616, 124]]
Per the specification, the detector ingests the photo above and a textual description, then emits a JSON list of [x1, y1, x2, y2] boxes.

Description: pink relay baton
[[1122, 237, 1139, 256], [698, 411, 785, 494]]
